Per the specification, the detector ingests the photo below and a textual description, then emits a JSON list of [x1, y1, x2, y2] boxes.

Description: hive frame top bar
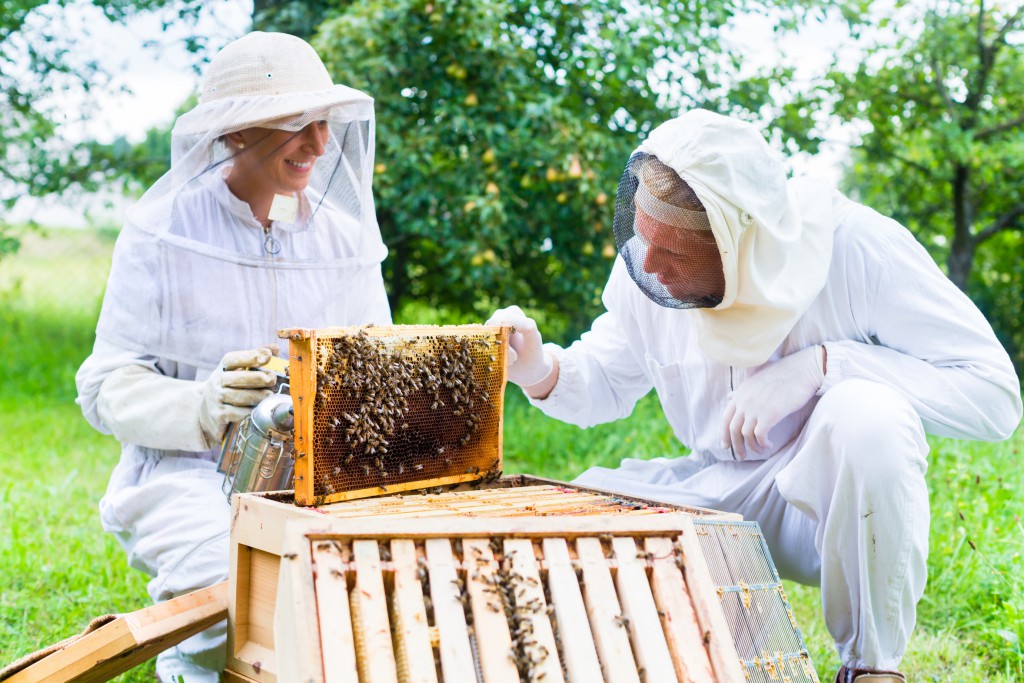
[[278, 323, 509, 341], [285, 511, 702, 540]]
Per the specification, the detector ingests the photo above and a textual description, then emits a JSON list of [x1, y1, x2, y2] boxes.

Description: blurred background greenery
[[2, 0, 1023, 680]]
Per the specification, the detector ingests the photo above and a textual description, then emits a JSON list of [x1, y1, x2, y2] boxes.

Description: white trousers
[[574, 379, 930, 670], [100, 457, 229, 682]]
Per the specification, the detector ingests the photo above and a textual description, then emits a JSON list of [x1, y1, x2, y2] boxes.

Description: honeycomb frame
[[280, 324, 511, 506]]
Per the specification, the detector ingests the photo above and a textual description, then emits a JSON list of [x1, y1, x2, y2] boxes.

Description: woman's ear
[[225, 131, 247, 149]]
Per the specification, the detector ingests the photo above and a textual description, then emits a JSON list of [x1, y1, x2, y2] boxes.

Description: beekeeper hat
[[174, 31, 373, 136]]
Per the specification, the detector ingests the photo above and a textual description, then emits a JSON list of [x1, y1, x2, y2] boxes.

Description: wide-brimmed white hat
[[174, 31, 372, 136]]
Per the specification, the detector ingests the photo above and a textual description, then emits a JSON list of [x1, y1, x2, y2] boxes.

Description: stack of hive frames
[[279, 324, 510, 506], [273, 515, 752, 683], [225, 480, 740, 683], [694, 521, 819, 682]]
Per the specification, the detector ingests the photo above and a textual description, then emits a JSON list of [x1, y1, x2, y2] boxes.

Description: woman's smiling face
[[230, 121, 329, 196]]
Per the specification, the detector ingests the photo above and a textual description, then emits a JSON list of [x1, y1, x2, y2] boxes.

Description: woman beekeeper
[[488, 110, 1022, 682], [75, 32, 391, 682]]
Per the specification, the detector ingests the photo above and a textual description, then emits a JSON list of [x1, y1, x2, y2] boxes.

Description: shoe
[[834, 666, 907, 683]]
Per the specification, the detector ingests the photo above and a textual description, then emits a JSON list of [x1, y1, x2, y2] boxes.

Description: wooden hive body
[[226, 482, 818, 683], [273, 515, 742, 683]]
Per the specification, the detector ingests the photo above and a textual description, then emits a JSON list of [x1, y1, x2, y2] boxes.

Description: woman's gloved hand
[[198, 347, 279, 444], [723, 344, 825, 459], [486, 305, 555, 388], [97, 345, 280, 451]]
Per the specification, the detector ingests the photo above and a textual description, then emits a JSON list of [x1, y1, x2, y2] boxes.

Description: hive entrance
[[282, 325, 509, 506]]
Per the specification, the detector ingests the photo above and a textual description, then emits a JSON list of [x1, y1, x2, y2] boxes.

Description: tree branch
[[888, 149, 938, 178], [994, 4, 1024, 46], [976, 201, 1024, 244], [976, 114, 1024, 140]]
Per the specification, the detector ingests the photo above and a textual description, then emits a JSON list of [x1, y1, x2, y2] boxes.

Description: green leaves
[[313, 0, 790, 340], [772, 1, 1024, 372]]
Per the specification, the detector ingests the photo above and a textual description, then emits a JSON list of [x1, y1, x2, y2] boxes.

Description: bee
[[613, 614, 629, 628]]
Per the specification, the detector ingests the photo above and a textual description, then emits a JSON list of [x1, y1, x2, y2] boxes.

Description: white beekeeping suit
[[489, 110, 1021, 681], [75, 32, 391, 682]]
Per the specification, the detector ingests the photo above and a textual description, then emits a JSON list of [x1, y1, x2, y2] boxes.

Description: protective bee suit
[[491, 110, 1021, 676], [75, 32, 391, 682]]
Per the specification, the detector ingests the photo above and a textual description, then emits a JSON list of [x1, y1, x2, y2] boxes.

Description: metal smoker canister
[[218, 393, 295, 499]]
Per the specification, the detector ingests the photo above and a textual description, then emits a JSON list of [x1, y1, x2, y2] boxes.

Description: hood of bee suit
[[637, 109, 836, 367]]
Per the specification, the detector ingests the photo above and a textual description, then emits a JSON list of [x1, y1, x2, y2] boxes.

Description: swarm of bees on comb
[[292, 325, 508, 505]]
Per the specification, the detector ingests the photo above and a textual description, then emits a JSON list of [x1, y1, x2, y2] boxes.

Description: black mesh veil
[[613, 152, 725, 309]]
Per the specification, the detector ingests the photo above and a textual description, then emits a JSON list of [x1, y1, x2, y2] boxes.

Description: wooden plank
[[504, 538, 564, 683], [390, 539, 438, 683], [223, 670, 262, 683], [678, 518, 746, 683], [310, 540, 359, 682], [350, 539, 399, 682], [227, 546, 279, 682], [610, 536, 678, 683], [425, 538, 477, 682], [286, 332, 317, 505], [644, 537, 715, 683], [463, 538, 518, 683], [541, 538, 603, 683], [273, 536, 323, 683], [5, 583, 227, 683], [296, 512, 700, 541], [229, 493, 293, 683], [308, 473, 495, 506], [575, 536, 640, 683]]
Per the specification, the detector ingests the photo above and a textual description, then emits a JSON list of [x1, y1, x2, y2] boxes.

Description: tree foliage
[[777, 0, 1024, 369], [311, 0, 800, 340], [0, 0, 205, 260]]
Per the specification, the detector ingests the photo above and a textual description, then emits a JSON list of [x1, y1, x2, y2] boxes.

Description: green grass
[[1, 227, 1022, 681]]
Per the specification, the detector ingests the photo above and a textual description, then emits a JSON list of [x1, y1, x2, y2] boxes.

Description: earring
[[237, 142, 246, 149]]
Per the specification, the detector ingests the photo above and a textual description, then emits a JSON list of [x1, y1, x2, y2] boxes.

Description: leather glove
[[198, 347, 279, 445], [723, 345, 825, 460], [485, 305, 555, 387], [97, 346, 278, 452]]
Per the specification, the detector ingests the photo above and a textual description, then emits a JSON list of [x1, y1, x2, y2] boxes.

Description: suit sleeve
[[822, 216, 1021, 440], [527, 258, 655, 428]]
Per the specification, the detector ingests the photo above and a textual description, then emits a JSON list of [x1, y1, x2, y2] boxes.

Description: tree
[[312, 0, 805, 340], [0, 0, 205, 260], [775, 1, 1024, 368]]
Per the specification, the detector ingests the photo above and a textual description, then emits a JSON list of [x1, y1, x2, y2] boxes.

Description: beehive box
[[280, 325, 511, 506], [273, 515, 742, 683], [226, 476, 737, 682]]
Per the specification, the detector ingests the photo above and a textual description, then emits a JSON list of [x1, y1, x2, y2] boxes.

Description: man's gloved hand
[[485, 305, 555, 388], [723, 345, 825, 460], [198, 347, 279, 444]]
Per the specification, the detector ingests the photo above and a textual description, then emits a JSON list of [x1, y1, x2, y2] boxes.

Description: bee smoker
[[217, 391, 296, 499]]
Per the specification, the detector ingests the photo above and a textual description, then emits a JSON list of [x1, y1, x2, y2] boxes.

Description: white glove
[[198, 347, 279, 444], [723, 345, 825, 460], [485, 305, 555, 387], [97, 346, 279, 452]]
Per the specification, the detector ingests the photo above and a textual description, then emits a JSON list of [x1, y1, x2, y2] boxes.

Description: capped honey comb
[[280, 325, 510, 506]]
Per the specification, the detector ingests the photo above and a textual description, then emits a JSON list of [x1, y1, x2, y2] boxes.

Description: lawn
[[1, 227, 1022, 681]]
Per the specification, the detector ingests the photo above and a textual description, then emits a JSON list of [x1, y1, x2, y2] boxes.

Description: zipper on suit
[[729, 365, 737, 460], [263, 224, 280, 341]]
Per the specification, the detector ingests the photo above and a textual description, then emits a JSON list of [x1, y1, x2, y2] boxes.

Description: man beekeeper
[[488, 109, 1022, 683]]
